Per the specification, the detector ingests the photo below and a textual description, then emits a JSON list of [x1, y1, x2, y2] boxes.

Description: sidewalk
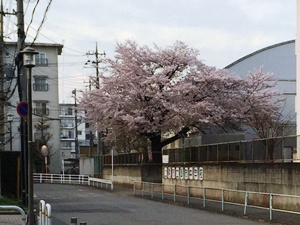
[[0, 214, 23, 225]]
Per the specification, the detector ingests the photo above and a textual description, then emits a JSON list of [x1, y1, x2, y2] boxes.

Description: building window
[[35, 52, 48, 66], [34, 102, 49, 116], [61, 119, 74, 128], [33, 77, 48, 91], [67, 108, 73, 115]]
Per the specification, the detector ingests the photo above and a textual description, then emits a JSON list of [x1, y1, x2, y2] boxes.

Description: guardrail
[[34, 173, 113, 190], [88, 177, 113, 190], [38, 200, 52, 225], [33, 173, 89, 185], [133, 181, 300, 221]]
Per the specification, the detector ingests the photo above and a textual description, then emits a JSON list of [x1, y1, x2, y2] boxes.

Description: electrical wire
[[30, 0, 53, 46], [25, 0, 39, 37]]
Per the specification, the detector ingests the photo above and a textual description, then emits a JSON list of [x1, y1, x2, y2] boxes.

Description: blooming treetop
[[80, 40, 281, 159]]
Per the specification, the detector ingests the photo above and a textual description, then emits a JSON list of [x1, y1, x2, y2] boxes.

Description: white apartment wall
[[4, 44, 62, 173]]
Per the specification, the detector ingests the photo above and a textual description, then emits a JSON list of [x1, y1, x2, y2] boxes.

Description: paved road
[[34, 184, 272, 225]]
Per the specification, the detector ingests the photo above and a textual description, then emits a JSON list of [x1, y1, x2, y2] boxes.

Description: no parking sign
[[17, 102, 28, 117]]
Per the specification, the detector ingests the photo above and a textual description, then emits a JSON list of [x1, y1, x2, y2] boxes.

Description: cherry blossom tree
[[80, 40, 282, 163]]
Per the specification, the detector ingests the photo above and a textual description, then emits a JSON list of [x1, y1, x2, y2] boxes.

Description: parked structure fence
[[133, 181, 300, 221], [164, 135, 296, 164], [100, 135, 296, 165]]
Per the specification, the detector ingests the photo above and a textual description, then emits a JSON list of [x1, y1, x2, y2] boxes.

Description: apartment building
[[3, 42, 63, 173], [60, 103, 95, 172]]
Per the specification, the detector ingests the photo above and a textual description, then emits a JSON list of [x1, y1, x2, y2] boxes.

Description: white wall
[[296, 0, 300, 160]]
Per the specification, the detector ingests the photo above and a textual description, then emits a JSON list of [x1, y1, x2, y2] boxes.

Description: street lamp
[[20, 46, 38, 225], [6, 113, 13, 151], [41, 145, 49, 178]]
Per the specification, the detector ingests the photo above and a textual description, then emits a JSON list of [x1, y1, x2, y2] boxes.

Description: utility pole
[[72, 89, 79, 158], [0, 0, 4, 151], [86, 43, 105, 156], [16, 0, 28, 208]]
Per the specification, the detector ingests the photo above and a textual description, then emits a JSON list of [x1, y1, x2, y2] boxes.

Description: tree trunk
[[150, 135, 162, 164]]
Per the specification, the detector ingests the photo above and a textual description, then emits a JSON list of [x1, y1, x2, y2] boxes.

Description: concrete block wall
[[162, 163, 300, 210], [163, 163, 300, 195]]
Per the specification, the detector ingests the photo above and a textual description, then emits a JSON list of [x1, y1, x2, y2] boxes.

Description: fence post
[[269, 193, 273, 221], [162, 184, 164, 200], [187, 186, 190, 205], [221, 189, 224, 212], [151, 183, 154, 198], [174, 185, 176, 202], [244, 192, 248, 216], [71, 217, 77, 225], [40, 173, 43, 183], [45, 203, 52, 225], [203, 188, 206, 208], [39, 200, 45, 225]]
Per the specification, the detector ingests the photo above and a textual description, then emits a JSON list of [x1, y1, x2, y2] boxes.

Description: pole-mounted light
[[20, 46, 39, 68]]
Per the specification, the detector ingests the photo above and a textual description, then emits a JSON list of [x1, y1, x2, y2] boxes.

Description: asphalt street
[[34, 183, 275, 225]]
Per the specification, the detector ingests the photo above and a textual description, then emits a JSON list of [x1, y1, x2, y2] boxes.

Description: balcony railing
[[35, 58, 48, 66], [34, 108, 49, 116], [33, 83, 48, 91]]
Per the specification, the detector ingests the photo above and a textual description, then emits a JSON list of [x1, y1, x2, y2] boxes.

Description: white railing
[[33, 173, 89, 185], [33, 173, 113, 190], [133, 181, 300, 221], [38, 200, 52, 225], [88, 177, 113, 190]]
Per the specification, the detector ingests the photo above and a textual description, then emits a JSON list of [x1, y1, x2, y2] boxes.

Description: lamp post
[[41, 145, 49, 178], [20, 46, 38, 225], [6, 113, 13, 151]]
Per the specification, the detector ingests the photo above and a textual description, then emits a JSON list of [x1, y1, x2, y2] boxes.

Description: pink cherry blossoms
[[79, 40, 282, 162]]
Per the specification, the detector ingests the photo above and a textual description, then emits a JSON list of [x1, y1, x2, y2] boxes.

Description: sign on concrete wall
[[162, 155, 169, 163], [180, 167, 184, 179], [199, 167, 204, 181], [163, 166, 204, 181]]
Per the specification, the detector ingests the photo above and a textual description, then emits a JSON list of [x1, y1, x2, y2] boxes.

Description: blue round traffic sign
[[17, 101, 28, 117]]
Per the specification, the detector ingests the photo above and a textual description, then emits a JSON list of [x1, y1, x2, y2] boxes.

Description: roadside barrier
[[88, 177, 113, 190], [38, 200, 52, 225], [33, 173, 113, 190], [133, 181, 300, 221], [0, 205, 27, 225]]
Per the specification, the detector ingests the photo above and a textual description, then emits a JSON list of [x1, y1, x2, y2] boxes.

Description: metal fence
[[33, 173, 113, 190], [102, 152, 148, 165], [33, 173, 89, 185], [163, 135, 296, 164], [99, 135, 297, 165], [133, 181, 300, 221]]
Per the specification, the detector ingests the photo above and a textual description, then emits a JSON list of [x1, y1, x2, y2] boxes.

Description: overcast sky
[[3, 0, 297, 103]]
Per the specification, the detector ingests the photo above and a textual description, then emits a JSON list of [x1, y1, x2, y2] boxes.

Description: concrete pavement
[[1, 183, 300, 224], [0, 214, 24, 225]]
